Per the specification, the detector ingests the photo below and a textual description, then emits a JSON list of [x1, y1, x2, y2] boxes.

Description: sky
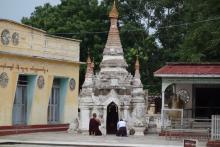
[[0, 0, 156, 35], [0, 0, 61, 22]]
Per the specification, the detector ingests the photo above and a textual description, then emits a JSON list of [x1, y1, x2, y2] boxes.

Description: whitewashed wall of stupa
[[102, 55, 124, 60]]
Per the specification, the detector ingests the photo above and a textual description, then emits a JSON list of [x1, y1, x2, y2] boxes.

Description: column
[[161, 82, 171, 130], [80, 106, 90, 131], [123, 106, 129, 121], [102, 107, 107, 135], [161, 90, 165, 129]]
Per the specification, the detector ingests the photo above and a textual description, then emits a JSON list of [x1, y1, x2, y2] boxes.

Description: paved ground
[[0, 132, 207, 147]]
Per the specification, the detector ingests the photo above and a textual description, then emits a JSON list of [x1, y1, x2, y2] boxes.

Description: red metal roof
[[154, 63, 220, 77]]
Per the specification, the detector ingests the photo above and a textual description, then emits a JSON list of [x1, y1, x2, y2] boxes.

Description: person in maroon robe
[[89, 113, 102, 136]]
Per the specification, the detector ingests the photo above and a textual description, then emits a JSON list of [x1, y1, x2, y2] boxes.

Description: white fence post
[[211, 115, 220, 140]]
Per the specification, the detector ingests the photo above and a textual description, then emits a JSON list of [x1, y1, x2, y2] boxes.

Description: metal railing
[[164, 118, 211, 140], [211, 115, 220, 140], [162, 108, 184, 129], [170, 118, 211, 129]]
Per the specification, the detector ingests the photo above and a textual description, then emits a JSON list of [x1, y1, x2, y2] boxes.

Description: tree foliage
[[152, 0, 220, 62], [22, 0, 220, 94]]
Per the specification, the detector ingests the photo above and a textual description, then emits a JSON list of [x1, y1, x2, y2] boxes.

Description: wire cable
[[1, 16, 220, 37]]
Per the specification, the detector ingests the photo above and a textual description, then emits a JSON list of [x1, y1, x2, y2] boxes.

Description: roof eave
[[154, 73, 220, 78]]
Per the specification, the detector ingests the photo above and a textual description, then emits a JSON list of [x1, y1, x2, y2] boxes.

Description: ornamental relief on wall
[[12, 32, 19, 45], [37, 75, 45, 89], [177, 89, 190, 104], [1, 29, 10, 45], [69, 78, 76, 91], [0, 72, 9, 88], [1, 29, 19, 46]]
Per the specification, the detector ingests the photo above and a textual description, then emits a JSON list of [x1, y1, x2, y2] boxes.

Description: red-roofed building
[[154, 63, 220, 128], [155, 62, 220, 77]]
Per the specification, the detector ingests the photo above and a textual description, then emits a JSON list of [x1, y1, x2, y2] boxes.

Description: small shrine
[[78, 1, 147, 134], [154, 62, 220, 129]]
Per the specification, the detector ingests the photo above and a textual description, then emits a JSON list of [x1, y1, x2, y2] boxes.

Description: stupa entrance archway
[[106, 102, 118, 134]]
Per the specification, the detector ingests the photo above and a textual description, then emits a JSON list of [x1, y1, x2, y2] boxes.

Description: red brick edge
[[0, 124, 69, 136], [207, 140, 220, 147]]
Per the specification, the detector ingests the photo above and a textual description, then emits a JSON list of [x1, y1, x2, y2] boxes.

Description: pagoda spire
[[86, 53, 91, 64], [109, 0, 118, 18], [132, 53, 143, 87], [100, 0, 128, 70], [85, 49, 93, 78], [103, 0, 123, 55], [91, 57, 95, 71], [134, 55, 140, 78]]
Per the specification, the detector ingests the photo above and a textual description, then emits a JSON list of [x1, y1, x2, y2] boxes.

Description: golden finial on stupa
[[109, 0, 119, 18]]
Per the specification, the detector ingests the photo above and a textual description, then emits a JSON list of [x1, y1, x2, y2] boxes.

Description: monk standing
[[89, 113, 102, 136]]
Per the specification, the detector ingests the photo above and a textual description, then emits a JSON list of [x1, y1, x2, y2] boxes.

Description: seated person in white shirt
[[116, 119, 127, 136]]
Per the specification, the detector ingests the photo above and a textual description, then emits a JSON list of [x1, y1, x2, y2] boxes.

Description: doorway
[[106, 102, 118, 134], [12, 75, 28, 125], [48, 79, 60, 124], [195, 87, 220, 118]]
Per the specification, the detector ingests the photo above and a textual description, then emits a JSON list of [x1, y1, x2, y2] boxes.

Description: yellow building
[[0, 19, 81, 135]]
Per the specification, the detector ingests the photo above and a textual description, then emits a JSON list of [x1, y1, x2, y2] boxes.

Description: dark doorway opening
[[195, 88, 220, 118], [107, 102, 118, 134]]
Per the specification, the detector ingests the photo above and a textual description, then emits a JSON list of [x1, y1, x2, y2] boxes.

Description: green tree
[[22, 0, 220, 94], [22, 0, 109, 88], [178, 0, 220, 62], [152, 0, 220, 62], [22, 0, 161, 94]]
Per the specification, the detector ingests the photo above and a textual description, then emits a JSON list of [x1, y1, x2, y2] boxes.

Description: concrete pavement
[[0, 132, 207, 147]]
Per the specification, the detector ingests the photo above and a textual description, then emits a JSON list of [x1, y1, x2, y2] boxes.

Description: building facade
[[78, 2, 147, 134], [0, 19, 80, 135], [154, 62, 220, 128]]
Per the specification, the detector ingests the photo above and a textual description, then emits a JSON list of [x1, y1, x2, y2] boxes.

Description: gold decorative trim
[[109, 0, 119, 18]]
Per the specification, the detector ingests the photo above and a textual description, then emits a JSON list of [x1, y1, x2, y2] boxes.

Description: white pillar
[[123, 106, 129, 121], [161, 90, 165, 129], [102, 107, 107, 135], [80, 107, 90, 131], [92, 105, 98, 115], [161, 82, 171, 130]]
